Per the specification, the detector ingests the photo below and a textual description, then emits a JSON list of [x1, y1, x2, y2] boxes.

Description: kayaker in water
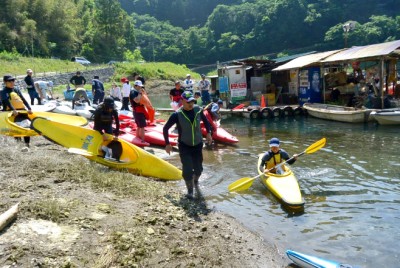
[[259, 137, 297, 174], [163, 91, 213, 200]]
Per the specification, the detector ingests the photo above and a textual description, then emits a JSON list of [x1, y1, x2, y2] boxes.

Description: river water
[[151, 97, 400, 267]]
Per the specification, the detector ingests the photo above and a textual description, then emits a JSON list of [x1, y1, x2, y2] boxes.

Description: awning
[[272, 50, 342, 71], [321, 39, 400, 63]]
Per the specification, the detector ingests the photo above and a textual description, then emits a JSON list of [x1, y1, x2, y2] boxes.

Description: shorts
[[134, 112, 147, 128]]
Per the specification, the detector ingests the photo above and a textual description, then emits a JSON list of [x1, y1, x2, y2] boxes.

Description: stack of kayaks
[[31, 117, 182, 180], [286, 249, 355, 268], [257, 154, 304, 210], [0, 111, 88, 138], [116, 117, 178, 147]]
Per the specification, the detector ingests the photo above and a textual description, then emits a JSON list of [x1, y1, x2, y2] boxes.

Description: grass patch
[[0, 56, 96, 77], [26, 197, 74, 223], [114, 61, 201, 82]]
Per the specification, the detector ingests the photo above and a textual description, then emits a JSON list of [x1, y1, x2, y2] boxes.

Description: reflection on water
[[166, 115, 400, 267]]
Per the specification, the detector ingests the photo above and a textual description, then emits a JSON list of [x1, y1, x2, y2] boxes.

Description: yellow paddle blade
[[228, 176, 257, 192], [305, 138, 326, 154]]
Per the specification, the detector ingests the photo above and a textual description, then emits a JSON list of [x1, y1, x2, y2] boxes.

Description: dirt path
[[0, 136, 291, 267]]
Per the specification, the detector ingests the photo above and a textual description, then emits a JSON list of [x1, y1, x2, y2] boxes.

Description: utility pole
[[342, 21, 356, 48]]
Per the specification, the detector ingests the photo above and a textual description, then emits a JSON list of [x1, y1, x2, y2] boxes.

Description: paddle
[[228, 138, 327, 192]]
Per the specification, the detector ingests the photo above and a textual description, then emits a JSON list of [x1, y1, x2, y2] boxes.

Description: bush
[[0, 49, 21, 61]]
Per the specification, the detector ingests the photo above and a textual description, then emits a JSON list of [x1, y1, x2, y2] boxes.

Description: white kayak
[[30, 102, 57, 112]]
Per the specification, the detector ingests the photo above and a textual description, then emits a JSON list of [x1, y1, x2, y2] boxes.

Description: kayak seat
[[108, 140, 123, 161]]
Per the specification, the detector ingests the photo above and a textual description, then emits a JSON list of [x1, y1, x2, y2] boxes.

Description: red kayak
[[201, 125, 239, 144], [119, 132, 150, 147], [202, 110, 239, 144], [119, 125, 177, 147]]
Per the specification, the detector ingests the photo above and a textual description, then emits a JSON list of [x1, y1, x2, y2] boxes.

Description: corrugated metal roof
[[321, 39, 400, 63], [273, 51, 317, 63], [272, 50, 342, 71]]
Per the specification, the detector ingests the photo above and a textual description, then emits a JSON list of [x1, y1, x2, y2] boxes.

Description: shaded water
[[151, 96, 400, 267]]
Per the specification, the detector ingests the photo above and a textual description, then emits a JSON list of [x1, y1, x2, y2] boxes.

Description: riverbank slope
[[0, 136, 289, 267]]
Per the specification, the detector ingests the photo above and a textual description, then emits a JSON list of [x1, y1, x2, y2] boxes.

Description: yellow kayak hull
[[257, 154, 304, 209], [0, 111, 88, 137], [31, 117, 182, 181]]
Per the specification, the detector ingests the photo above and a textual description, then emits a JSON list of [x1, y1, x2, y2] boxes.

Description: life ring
[[293, 107, 304, 116], [272, 107, 282, 117], [249, 109, 260, 119], [283, 106, 294, 116], [260, 107, 273, 119]]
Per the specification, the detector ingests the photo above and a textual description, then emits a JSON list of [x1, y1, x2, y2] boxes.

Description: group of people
[[24, 69, 54, 105], [93, 76, 150, 144], [170, 74, 213, 109], [1, 71, 298, 202]]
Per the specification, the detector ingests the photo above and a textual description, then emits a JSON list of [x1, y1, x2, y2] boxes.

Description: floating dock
[[156, 105, 306, 119]]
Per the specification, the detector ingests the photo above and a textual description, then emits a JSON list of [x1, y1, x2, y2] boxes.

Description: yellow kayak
[[257, 154, 304, 209], [31, 117, 182, 181], [0, 111, 88, 137]]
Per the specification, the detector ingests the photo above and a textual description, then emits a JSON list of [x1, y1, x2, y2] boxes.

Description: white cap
[[134, 80, 143, 87], [27, 69, 33, 73], [186, 74, 191, 77]]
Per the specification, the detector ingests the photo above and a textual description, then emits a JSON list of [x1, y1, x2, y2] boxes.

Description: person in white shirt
[[34, 80, 54, 102], [183, 74, 194, 92], [110, 82, 122, 101], [198, 74, 211, 105], [120, 77, 131, 110]]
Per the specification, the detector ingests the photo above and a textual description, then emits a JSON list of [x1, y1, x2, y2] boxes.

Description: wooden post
[[0, 203, 19, 232]]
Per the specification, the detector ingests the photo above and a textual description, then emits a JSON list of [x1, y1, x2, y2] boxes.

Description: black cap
[[3, 75, 15, 82], [103, 97, 115, 108]]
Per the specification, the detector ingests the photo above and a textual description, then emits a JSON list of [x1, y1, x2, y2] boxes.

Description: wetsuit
[[163, 106, 211, 184], [93, 104, 120, 136]]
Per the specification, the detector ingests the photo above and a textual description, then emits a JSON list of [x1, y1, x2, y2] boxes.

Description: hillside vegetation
[[0, 52, 91, 77], [1, 0, 399, 66]]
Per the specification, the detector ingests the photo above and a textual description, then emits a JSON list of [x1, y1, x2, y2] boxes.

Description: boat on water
[[31, 117, 182, 180], [286, 249, 355, 268], [303, 103, 373, 123], [257, 154, 304, 210], [0, 110, 88, 137], [369, 109, 400, 125]]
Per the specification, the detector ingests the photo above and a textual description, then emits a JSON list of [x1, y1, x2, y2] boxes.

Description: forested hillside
[[1, 0, 399, 66]]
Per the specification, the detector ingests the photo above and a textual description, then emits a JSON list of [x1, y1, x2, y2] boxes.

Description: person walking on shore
[[163, 91, 212, 200], [24, 69, 41, 105]]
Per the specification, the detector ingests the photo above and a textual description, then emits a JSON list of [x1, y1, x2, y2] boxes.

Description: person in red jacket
[[169, 81, 184, 110]]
